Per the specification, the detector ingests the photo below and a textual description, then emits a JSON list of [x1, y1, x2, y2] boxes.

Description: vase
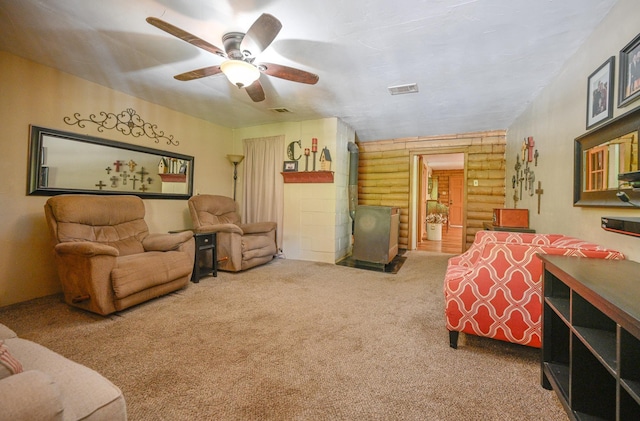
[[427, 222, 442, 241]]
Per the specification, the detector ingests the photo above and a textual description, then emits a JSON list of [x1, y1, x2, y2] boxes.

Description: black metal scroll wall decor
[[63, 108, 179, 146]]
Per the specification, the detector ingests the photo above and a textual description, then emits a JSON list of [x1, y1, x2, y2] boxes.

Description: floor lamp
[[226, 154, 244, 201]]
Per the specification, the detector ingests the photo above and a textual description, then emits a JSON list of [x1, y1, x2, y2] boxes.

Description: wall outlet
[[473, 179, 479, 187]]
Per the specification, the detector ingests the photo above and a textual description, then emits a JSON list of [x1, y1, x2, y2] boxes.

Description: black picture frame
[[574, 105, 640, 207], [618, 32, 640, 108], [28, 125, 194, 199], [587, 57, 614, 129], [282, 161, 298, 172]]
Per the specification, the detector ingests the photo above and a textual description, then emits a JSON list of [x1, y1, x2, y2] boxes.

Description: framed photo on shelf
[[618, 32, 640, 108], [586, 56, 614, 129], [282, 160, 298, 172]]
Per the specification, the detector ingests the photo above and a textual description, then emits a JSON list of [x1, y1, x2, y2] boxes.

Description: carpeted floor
[[0, 251, 567, 420]]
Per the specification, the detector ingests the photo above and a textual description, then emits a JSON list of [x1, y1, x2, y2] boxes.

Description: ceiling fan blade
[[240, 14, 282, 55], [245, 80, 266, 102], [257, 62, 319, 85], [174, 65, 222, 81], [146, 17, 225, 57]]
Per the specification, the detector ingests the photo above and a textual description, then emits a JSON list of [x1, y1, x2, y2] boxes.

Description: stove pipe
[[348, 142, 359, 222]]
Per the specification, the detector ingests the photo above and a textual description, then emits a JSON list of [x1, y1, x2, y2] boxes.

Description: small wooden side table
[[192, 232, 217, 282], [170, 230, 217, 282]]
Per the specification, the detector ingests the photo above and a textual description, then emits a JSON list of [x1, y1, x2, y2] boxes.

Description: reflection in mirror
[[582, 131, 638, 192], [29, 126, 194, 199], [574, 105, 640, 207]]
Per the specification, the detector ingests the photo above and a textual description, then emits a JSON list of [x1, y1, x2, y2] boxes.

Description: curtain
[[242, 135, 284, 249]]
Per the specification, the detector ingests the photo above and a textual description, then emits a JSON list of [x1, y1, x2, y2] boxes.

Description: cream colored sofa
[[45, 195, 195, 315], [0, 322, 126, 420]]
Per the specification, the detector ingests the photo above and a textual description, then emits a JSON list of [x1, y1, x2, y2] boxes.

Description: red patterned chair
[[444, 231, 624, 349]]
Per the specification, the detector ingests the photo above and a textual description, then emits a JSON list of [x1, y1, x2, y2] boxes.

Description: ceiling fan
[[146, 13, 319, 102]]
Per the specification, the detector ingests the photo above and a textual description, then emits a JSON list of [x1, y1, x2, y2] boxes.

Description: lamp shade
[[226, 154, 245, 164], [220, 60, 260, 88]]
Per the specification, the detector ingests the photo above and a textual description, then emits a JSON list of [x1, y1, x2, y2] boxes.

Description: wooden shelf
[[158, 173, 186, 182], [541, 255, 640, 420], [281, 171, 334, 183]]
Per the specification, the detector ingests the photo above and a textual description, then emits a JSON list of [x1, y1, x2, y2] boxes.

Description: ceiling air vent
[[269, 107, 292, 113], [387, 83, 419, 95]]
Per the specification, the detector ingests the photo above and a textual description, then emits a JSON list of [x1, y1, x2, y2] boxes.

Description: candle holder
[[304, 148, 310, 171], [311, 138, 318, 171]]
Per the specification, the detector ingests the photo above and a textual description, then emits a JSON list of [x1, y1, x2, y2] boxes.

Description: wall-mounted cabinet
[[541, 254, 640, 420]]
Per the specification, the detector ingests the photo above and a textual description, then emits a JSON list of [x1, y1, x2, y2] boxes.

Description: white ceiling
[[0, 0, 619, 142]]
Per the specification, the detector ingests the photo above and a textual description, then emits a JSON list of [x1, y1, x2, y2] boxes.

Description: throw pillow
[[0, 340, 23, 379]]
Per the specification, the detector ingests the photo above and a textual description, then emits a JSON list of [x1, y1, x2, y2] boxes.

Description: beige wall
[[0, 52, 234, 307], [232, 117, 355, 264], [506, 0, 640, 262]]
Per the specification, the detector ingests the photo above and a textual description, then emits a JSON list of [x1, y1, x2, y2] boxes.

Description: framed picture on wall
[[586, 56, 614, 129], [282, 160, 298, 172], [618, 32, 640, 108]]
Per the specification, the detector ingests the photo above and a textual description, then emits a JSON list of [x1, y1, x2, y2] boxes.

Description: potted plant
[[426, 202, 448, 241]]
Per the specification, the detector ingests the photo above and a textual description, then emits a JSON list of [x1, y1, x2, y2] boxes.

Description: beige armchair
[[188, 195, 277, 272], [44, 194, 195, 315]]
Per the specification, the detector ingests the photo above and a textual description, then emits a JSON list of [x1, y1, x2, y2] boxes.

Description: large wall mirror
[[574, 106, 639, 207], [28, 126, 194, 199]]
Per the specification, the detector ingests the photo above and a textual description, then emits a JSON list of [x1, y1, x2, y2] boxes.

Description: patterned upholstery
[[444, 231, 624, 348]]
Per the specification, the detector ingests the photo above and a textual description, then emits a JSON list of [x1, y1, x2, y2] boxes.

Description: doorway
[[417, 153, 465, 254]]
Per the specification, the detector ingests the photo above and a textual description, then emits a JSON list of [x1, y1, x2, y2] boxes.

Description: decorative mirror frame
[[574, 105, 640, 207], [28, 125, 194, 199]]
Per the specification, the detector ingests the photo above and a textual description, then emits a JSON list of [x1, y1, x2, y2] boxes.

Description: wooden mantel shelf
[[281, 171, 334, 183], [158, 173, 186, 183]]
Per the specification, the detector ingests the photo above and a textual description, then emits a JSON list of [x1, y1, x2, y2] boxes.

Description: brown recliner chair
[[44, 194, 195, 315], [188, 195, 277, 272]]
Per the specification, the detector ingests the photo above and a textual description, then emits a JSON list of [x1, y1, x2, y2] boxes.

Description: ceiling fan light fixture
[[220, 60, 260, 88]]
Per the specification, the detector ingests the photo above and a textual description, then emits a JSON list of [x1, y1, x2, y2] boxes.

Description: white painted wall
[[233, 117, 355, 263], [507, 0, 640, 261]]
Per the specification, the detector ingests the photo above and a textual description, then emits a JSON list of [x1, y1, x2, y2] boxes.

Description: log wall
[[357, 131, 506, 250]]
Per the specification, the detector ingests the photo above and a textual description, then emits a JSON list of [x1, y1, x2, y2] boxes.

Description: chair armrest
[[240, 221, 277, 234], [54, 241, 119, 257], [194, 223, 243, 235], [0, 370, 64, 420], [53, 242, 119, 315], [143, 231, 193, 251]]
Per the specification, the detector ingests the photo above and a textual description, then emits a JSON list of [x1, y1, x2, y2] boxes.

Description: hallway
[[417, 225, 463, 254]]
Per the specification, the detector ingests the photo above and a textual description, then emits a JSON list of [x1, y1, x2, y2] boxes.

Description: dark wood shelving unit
[[541, 255, 640, 420]]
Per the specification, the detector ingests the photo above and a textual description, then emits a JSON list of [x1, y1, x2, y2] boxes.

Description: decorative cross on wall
[[526, 137, 535, 162], [139, 184, 148, 192], [95, 180, 106, 190], [105, 166, 112, 174], [513, 157, 522, 208], [110, 176, 119, 187], [113, 160, 123, 172], [136, 167, 149, 181], [128, 160, 137, 172], [535, 181, 544, 214], [129, 175, 139, 189], [121, 171, 128, 185]]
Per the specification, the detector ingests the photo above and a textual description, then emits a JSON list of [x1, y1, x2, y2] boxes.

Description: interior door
[[418, 157, 427, 241], [448, 175, 463, 226]]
